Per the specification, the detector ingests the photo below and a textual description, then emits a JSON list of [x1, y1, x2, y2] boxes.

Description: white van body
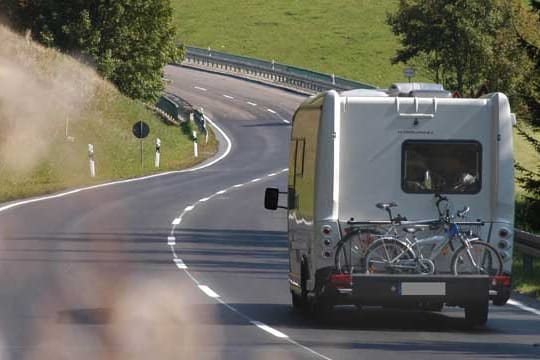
[[275, 85, 515, 321]]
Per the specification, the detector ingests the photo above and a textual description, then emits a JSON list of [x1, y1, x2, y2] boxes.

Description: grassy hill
[[0, 24, 216, 202], [171, 0, 410, 87], [171, 0, 538, 180]]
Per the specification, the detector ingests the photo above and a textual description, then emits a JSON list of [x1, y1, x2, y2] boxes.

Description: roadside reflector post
[[331, 73, 335, 85], [155, 138, 161, 168], [193, 130, 198, 157], [88, 144, 96, 178]]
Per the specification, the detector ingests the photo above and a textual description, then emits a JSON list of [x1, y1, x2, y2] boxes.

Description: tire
[[451, 241, 503, 276], [465, 301, 489, 327], [291, 291, 305, 310], [364, 238, 415, 274], [292, 261, 309, 312]]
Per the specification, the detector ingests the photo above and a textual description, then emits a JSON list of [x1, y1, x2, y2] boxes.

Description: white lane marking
[[267, 109, 277, 114], [267, 172, 278, 177], [283, 119, 290, 124], [223, 94, 234, 99], [282, 168, 288, 172], [198, 285, 220, 298], [184, 205, 195, 212], [172, 218, 181, 225], [199, 197, 211, 202], [194, 86, 207, 91], [508, 299, 540, 316], [250, 178, 261, 183], [0, 114, 232, 215], [167, 236, 176, 245], [247, 101, 257, 106], [174, 259, 187, 269], [250, 321, 288, 338], [168, 170, 333, 360], [215, 190, 227, 195]]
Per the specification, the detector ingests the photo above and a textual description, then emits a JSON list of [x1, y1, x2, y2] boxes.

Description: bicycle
[[363, 196, 503, 276], [335, 196, 503, 276]]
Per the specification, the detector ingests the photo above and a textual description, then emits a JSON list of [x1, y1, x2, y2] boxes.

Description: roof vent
[[389, 83, 450, 98]]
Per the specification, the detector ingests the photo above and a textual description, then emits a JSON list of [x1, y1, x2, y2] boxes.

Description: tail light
[[331, 274, 352, 288], [491, 276, 511, 287]]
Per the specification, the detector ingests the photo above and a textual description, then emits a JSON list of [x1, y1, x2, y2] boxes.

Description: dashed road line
[[267, 109, 277, 114], [172, 218, 181, 225], [283, 119, 290, 124], [199, 197, 211, 202], [198, 285, 220, 298], [167, 236, 176, 245], [174, 259, 187, 269], [251, 321, 288, 338], [165, 168, 334, 360], [223, 94, 234, 99], [194, 86, 207, 91], [184, 205, 195, 212], [215, 190, 227, 195], [247, 101, 257, 106]]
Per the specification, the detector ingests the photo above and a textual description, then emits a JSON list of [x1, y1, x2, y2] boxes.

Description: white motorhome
[[265, 83, 515, 326]]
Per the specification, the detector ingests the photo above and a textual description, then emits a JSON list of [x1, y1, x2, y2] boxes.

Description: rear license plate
[[400, 282, 446, 296]]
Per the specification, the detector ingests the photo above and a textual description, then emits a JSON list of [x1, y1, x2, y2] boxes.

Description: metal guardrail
[[515, 230, 540, 274], [182, 46, 376, 94], [156, 95, 180, 121]]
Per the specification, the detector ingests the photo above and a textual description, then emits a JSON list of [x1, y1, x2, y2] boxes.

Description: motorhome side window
[[402, 140, 482, 194]]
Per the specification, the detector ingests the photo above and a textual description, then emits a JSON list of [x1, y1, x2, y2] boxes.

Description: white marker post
[[155, 138, 161, 168], [88, 144, 96, 178], [193, 131, 198, 157]]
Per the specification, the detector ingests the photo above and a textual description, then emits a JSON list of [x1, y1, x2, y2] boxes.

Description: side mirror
[[264, 188, 280, 210]]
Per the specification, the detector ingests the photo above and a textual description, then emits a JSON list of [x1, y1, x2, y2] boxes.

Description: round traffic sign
[[132, 121, 150, 139]]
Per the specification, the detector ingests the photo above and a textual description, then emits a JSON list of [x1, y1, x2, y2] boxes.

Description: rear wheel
[[465, 301, 489, 327], [364, 238, 415, 274], [451, 241, 503, 276]]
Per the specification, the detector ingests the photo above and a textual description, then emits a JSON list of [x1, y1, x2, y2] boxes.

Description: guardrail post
[[88, 144, 96, 178], [523, 254, 533, 275]]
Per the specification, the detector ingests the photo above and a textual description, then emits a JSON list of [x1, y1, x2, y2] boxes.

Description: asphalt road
[[0, 66, 539, 359]]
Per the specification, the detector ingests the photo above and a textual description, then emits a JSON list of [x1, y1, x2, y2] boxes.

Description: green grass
[[172, 0, 417, 88], [0, 24, 217, 203], [512, 253, 540, 299]]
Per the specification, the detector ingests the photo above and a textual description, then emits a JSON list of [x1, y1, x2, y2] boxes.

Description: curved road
[[0, 66, 538, 359]]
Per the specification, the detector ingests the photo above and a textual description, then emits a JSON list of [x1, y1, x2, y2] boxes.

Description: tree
[[387, 0, 536, 100], [6, 0, 182, 102]]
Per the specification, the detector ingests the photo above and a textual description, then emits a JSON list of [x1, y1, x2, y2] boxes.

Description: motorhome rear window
[[402, 140, 482, 194]]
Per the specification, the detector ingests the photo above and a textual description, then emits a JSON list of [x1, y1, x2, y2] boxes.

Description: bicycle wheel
[[364, 238, 415, 274], [334, 230, 366, 274], [451, 241, 503, 276]]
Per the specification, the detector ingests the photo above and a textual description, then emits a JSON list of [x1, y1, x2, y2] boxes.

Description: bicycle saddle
[[376, 202, 398, 210]]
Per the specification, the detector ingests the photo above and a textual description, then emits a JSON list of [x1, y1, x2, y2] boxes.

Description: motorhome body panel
[[337, 97, 496, 222]]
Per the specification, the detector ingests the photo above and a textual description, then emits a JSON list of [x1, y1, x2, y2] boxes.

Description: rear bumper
[[328, 274, 490, 307]]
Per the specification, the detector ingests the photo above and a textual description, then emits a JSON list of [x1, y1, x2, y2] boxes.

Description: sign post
[[404, 68, 415, 83], [132, 121, 150, 168]]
